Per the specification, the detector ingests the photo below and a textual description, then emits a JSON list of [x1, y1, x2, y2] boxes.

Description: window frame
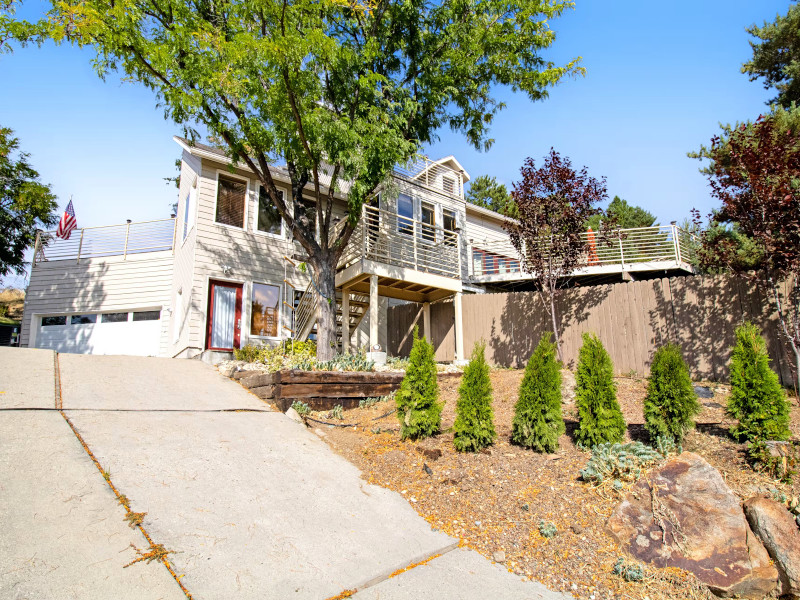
[[248, 281, 282, 340], [41, 315, 67, 327], [254, 186, 286, 239], [182, 180, 197, 244], [213, 170, 250, 231], [397, 193, 414, 236], [420, 201, 436, 244], [100, 312, 130, 324], [71, 314, 98, 325]]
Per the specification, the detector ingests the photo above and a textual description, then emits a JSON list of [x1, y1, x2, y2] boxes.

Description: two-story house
[[19, 138, 697, 360]]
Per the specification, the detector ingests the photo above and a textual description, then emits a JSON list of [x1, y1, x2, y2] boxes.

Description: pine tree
[[511, 333, 565, 452], [727, 322, 791, 442], [644, 343, 700, 444], [453, 341, 496, 452], [574, 333, 626, 448], [396, 327, 442, 440]]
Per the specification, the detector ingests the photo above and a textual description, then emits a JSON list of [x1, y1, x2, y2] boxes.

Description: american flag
[[55, 200, 77, 240]]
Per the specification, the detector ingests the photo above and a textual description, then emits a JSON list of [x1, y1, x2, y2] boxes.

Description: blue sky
[[0, 0, 794, 286]]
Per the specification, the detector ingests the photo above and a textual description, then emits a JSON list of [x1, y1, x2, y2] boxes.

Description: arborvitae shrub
[[453, 341, 496, 452], [511, 333, 565, 452], [643, 343, 700, 444], [727, 322, 790, 442], [574, 333, 626, 447], [396, 327, 442, 440]]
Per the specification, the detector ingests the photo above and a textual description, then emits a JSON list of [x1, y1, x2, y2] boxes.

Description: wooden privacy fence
[[387, 275, 796, 386]]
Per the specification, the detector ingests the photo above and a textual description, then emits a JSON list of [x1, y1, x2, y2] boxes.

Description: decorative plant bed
[[233, 369, 406, 411]]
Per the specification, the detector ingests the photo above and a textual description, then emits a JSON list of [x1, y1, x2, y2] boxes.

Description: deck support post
[[369, 275, 379, 350], [454, 292, 465, 362], [423, 302, 431, 342], [341, 287, 350, 354]]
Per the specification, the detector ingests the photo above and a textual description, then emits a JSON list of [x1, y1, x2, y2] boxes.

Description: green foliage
[[233, 339, 317, 372], [585, 196, 656, 231], [538, 520, 557, 538], [727, 322, 791, 443], [290, 401, 311, 416], [654, 434, 682, 458], [579, 442, 661, 486], [387, 356, 410, 371], [328, 404, 344, 420], [574, 334, 626, 447], [0, 126, 59, 277], [769, 487, 800, 517], [316, 349, 375, 372], [464, 175, 517, 217], [742, 3, 800, 108], [747, 440, 798, 484], [453, 341, 496, 452], [359, 395, 390, 409], [643, 344, 700, 445], [613, 558, 645, 583], [396, 328, 441, 441], [511, 334, 564, 452]]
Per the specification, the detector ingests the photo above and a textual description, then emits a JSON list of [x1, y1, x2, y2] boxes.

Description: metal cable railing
[[33, 218, 177, 265]]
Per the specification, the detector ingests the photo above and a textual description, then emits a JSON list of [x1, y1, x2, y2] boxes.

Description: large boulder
[[607, 452, 777, 598], [744, 496, 800, 599]]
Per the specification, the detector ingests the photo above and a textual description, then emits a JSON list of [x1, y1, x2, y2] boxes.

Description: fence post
[[123, 221, 131, 260], [672, 224, 682, 265], [76, 228, 85, 264], [617, 231, 625, 269]]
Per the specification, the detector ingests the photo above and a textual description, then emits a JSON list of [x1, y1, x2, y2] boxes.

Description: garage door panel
[[36, 316, 162, 356]]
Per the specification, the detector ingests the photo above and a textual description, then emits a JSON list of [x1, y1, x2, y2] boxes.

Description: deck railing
[[393, 156, 464, 199], [33, 218, 177, 265], [340, 205, 461, 279], [470, 224, 698, 278]]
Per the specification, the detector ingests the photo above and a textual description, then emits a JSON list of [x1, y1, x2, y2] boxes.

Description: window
[[443, 209, 457, 247], [182, 185, 196, 240], [442, 176, 455, 195], [132, 311, 161, 321], [397, 194, 414, 235], [101, 312, 129, 323], [420, 202, 436, 243], [257, 187, 283, 236], [250, 283, 280, 338], [41, 316, 66, 326], [71, 314, 97, 325], [215, 174, 247, 228]]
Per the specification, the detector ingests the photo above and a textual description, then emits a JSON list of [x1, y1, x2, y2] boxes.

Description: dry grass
[[319, 370, 800, 600]]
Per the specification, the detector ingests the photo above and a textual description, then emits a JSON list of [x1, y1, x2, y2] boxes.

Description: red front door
[[206, 281, 243, 351]]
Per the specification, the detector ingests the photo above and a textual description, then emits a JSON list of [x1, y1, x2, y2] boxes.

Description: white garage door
[[36, 310, 162, 356]]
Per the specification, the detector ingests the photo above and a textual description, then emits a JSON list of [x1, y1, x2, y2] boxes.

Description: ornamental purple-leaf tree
[[505, 149, 606, 361], [693, 107, 800, 391]]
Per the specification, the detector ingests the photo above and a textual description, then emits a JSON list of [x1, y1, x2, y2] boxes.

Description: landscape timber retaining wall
[[387, 274, 796, 387], [233, 369, 405, 411]]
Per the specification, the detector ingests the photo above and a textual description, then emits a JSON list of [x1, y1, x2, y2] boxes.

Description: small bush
[[396, 328, 442, 440], [727, 322, 790, 442], [511, 333, 565, 452], [580, 442, 661, 485], [747, 440, 798, 483], [387, 356, 410, 370], [613, 557, 645, 582], [290, 401, 311, 416], [453, 341, 496, 452], [644, 343, 700, 445], [234, 340, 317, 371], [328, 404, 344, 420], [316, 349, 375, 372], [538, 520, 557, 538], [574, 334, 626, 447], [359, 395, 390, 409]]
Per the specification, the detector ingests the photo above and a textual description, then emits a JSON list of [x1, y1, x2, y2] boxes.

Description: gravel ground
[[312, 370, 800, 600]]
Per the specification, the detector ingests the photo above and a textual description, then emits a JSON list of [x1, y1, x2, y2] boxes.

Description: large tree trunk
[[314, 259, 338, 361]]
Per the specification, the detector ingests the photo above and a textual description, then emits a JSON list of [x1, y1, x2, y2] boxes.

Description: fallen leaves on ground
[[317, 370, 800, 600]]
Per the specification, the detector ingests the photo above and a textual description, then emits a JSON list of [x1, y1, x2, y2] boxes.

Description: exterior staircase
[[293, 283, 370, 350]]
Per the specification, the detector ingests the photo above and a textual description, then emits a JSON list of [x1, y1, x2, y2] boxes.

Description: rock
[[744, 496, 800, 599], [693, 385, 714, 399], [313, 428, 327, 438], [416, 446, 443, 461], [218, 364, 236, 378], [492, 550, 506, 563], [570, 524, 584, 535], [285, 407, 304, 424], [561, 369, 576, 405], [607, 452, 778, 599]]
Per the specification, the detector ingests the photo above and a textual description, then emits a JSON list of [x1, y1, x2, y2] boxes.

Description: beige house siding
[[20, 252, 174, 354]]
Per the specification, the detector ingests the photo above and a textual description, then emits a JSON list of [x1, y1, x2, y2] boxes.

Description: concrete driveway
[[0, 348, 569, 600]]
